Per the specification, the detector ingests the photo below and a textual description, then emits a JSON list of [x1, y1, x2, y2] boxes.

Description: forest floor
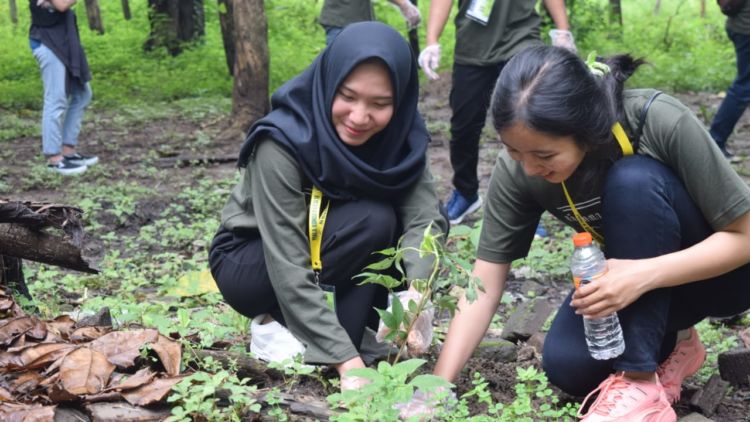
[[3, 72, 750, 420]]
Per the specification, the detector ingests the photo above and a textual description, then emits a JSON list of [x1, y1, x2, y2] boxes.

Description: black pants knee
[[543, 156, 750, 395], [208, 197, 399, 351]]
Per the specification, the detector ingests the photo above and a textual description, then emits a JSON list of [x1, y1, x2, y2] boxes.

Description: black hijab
[[237, 21, 429, 200]]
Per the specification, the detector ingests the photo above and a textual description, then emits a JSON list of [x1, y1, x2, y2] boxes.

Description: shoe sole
[[67, 157, 99, 166], [51, 166, 87, 176], [449, 197, 483, 225]]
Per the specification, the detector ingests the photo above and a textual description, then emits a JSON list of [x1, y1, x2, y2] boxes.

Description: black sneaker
[[48, 158, 87, 175], [63, 152, 99, 166]]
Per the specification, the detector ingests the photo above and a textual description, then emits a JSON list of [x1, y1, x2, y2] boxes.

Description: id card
[[466, 0, 495, 25]]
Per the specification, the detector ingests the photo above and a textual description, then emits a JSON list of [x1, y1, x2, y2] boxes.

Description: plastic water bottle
[[570, 232, 625, 360]]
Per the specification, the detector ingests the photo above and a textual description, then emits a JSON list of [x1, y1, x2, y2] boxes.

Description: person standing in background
[[319, 0, 422, 45], [710, 0, 750, 160], [29, 0, 98, 175], [418, 0, 574, 225]]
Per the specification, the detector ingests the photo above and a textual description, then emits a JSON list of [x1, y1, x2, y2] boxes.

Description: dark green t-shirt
[[221, 139, 447, 364], [318, 0, 374, 28], [454, 0, 542, 66], [478, 89, 750, 263], [727, 1, 750, 35]]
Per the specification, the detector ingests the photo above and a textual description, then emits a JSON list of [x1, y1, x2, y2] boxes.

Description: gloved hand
[[549, 29, 577, 53], [395, 387, 456, 420], [340, 373, 371, 391], [376, 290, 434, 356], [397, 1, 421, 30], [417, 44, 441, 80]]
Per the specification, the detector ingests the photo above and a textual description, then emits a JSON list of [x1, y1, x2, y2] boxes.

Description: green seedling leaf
[[375, 308, 397, 330], [365, 256, 396, 271], [409, 374, 453, 391]]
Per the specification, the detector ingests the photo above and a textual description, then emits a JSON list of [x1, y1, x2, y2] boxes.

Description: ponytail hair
[[491, 45, 645, 158]]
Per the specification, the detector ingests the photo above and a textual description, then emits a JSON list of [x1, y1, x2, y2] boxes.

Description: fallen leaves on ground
[[0, 287, 184, 418]]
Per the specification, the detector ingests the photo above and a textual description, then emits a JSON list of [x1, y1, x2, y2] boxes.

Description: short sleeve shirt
[[454, 0, 542, 66], [477, 89, 750, 263]]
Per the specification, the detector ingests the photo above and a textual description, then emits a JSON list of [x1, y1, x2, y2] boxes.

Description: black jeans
[[449, 62, 505, 198], [543, 156, 750, 396], [208, 198, 398, 350]]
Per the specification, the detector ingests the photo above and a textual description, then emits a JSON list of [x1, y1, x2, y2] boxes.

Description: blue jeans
[[710, 29, 750, 149], [31, 41, 92, 156], [543, 156, 750, 396]]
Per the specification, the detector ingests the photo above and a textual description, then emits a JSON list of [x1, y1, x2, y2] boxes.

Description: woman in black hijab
[[209, 22, 447, 389]]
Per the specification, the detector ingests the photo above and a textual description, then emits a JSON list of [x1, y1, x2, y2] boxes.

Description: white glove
[[549, 29, 577, 53], [398, 1, 421, 30], [340, 373, 371, 391], [417, 44, 441, 80], [376, 290, 434, 356], [395, 387, 456, 420]]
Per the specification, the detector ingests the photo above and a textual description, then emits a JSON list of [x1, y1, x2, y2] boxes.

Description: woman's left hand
[[570, 258, 657, 318]]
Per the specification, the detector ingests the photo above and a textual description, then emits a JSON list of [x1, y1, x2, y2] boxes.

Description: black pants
[[208, 198, 398, 350], [450, 62, 505, 197], [543, 156, 750, 396]]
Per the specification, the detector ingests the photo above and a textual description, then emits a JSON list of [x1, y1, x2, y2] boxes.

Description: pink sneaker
[[578, 373, 676, 422], [656, 327, 706, 403]]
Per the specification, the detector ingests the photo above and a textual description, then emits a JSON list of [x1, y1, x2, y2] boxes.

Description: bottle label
[[573, 272, 605, 289]]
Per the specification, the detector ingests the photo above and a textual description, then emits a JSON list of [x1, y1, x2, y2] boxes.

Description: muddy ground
[[4, 72, 750, 420]]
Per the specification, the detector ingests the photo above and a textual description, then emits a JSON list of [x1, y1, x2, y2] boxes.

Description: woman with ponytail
[[424, 45, 750, 421]]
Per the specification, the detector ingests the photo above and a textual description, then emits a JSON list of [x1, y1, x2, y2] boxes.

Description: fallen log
[[190, 349, 282, 383], [0, 224, 99, 274]]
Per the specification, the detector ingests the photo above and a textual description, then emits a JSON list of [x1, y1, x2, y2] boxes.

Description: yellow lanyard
[[561, 122, 632, 246], [308, 186, 330, 278]]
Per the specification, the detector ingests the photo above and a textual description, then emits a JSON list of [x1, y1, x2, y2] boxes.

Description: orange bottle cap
[[572, 232, 593, 247]]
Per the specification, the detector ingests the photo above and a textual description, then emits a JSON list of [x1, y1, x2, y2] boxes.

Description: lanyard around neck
[[560, 122, 632, 245], [308, 186, 329, 280]]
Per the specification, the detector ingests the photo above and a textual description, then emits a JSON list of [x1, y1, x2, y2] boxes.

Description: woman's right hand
[[336, 356, 369, 391]]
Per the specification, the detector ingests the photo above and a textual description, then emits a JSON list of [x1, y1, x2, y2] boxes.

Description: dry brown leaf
[[0, 386, 12, 401], [45, 315, 76, 341], [0, 343, 76, 372], [89, 329, 159, 368], [740, 327, 750, 348], [70, 326, 111, 343], [12, 371, 44, 394], [0, 317, 36, 346], [0, 402, 55, 421], [106, 367, 155, 392], [151, 335, 181, 376], [47, 382, 78, 403], [0, 298, 14, 311], [59, 348, 115, 395], [26, 317, 47, 341], [120, 376, 184, 406]]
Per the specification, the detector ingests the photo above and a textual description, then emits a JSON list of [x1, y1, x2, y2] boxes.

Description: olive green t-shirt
[[477, 89, 750, 263], [221, 138, 447, 364], [454, 0, 542, 66], [319, 0, 374, 28], [727, 1, 750, 35]]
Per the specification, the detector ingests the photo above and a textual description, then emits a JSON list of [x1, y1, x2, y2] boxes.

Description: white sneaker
[[249, 314, 306, 363]]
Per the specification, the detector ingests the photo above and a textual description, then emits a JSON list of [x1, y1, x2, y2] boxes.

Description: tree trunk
[[0, 224, 99, 274], [121, 0, 131, 20], [654, 0, 661, 15], [9, 0, 17, 24], [217, 0, 236, 75], [229, 0, 269, 134], [144, 0, 205, 56], [84, 0, 105, 35], [609, 0, 623, 27], [700, 0, 706, 17]]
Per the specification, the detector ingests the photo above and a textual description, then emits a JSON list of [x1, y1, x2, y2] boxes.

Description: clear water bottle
[[570, 232, 625, 360]]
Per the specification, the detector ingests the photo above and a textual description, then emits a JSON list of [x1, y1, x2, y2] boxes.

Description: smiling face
[[331, 60, 395, 147], [500, 122, 587, 183]]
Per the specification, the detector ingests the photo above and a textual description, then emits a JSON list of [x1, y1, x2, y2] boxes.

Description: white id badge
[[466, 0, 495, 26]]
